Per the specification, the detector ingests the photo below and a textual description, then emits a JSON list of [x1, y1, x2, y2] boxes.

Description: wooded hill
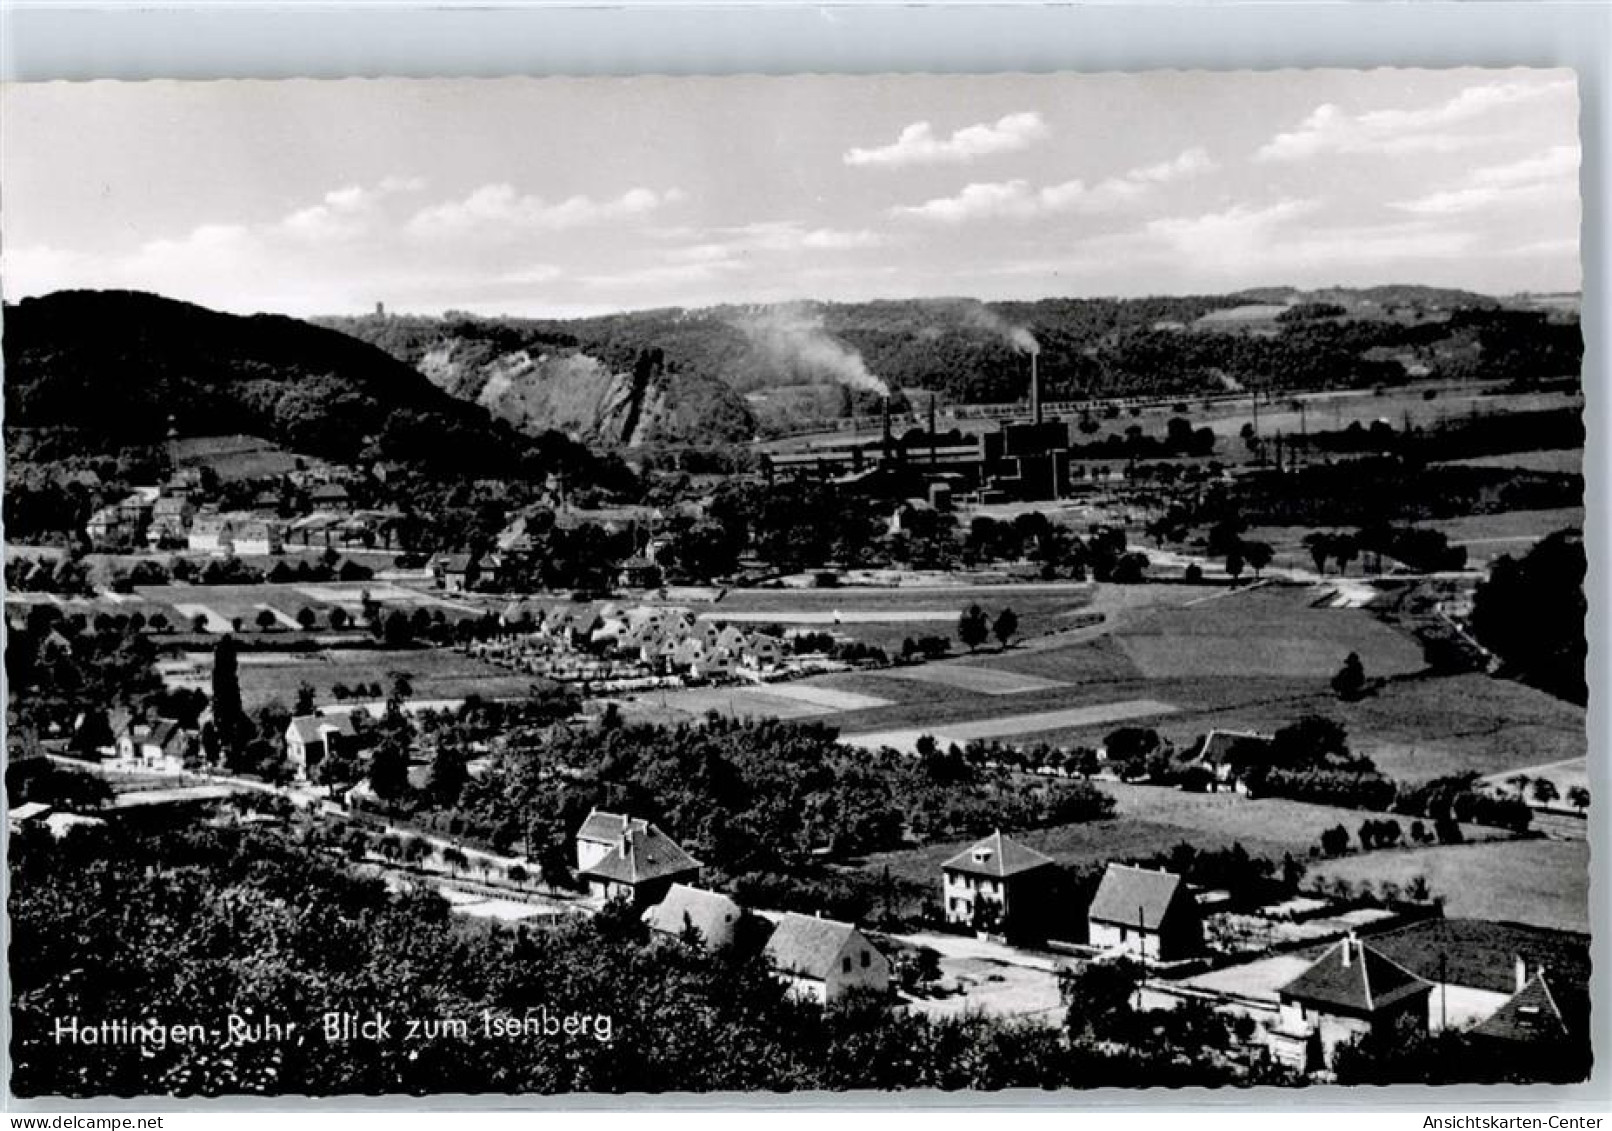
[[323, 290, 1581, 440], [4, 290, 616, 483]]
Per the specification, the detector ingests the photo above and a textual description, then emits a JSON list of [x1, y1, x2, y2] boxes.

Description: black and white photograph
[[0, 68, 1591, 1099]]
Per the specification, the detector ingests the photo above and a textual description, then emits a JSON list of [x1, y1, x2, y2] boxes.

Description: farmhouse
[[1087, 864, 1202, 961], [941, 830, 1056, 936], [1180, 729, 1272, 791], [762, 912, 890, 1005], [115, 717, 192, 772], [1267, 935, 1433, 1070], [284, 714, 358, 780], [642, 883, 746, 949], [573, 810, 701, 908]]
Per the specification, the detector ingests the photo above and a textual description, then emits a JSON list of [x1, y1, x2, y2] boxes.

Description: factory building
[[763, 356, 1076, 503]]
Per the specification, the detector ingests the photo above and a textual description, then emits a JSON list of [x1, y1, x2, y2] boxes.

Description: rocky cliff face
[[417, 341, 754, 448]]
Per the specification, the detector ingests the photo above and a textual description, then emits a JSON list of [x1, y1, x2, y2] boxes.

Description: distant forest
[[322, 290, 1582, 414]]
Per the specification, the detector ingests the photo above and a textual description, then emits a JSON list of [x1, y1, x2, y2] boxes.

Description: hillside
[[317, 313, 757, 447], [323, 288, 1576, 429], [3, 290, 611, 482]]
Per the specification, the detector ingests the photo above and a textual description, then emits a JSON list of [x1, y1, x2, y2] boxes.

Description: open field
[[171, 434, 315, 481], [1422, 506, 1584, 563], [166, 646, 540, 710], [876, 663, 1068, 696], [6, 580, 475, 634], [649, 683, 892, 722], [1109, 585, 1427, 680], [842, 699, 1179, 753], [635, 582, 1581, 783], [1435, 448, 1584, 476], [1304, 838, 1589, 934], [861, 784, 1510, 899]]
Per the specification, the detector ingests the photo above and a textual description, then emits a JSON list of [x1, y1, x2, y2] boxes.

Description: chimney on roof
[[1516, 954, 1528, 993], [1342, 933, 1356, 968]]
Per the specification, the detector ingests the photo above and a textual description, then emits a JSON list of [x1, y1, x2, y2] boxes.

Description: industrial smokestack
[[1031, 353, 1042, 426], [929, 394, 938, 468]]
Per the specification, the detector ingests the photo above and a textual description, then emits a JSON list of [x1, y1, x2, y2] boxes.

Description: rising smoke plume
[[957, 299, 1040, 355], [734, 305, 889, 396]]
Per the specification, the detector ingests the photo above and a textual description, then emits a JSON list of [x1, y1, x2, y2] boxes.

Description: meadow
[[1303, 838, 1589, 934], [859, 782, 1510, 901], [165, 646, 541, 710]]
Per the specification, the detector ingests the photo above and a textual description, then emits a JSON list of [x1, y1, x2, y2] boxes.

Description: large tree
[[210, 634, 248, 757], [1470, 528, 1587, 704]]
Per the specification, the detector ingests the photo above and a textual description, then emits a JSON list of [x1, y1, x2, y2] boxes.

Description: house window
[[841, 956, 852, 974], [861, 950, 870, 969], [1120, 927, 1128, 942]]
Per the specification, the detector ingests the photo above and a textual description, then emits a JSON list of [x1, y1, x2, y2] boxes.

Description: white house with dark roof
[[1267, 934, 1433, 1070], [1087, 863, 1202, 961], [284, 713, 358, 780], [573, 810, 701, 908], [642, 883, 746, 950], [762, 912, 890, 1005], [114, 717, 192, 772], [941, 830, 1056, 934], [1180, 729, 1272, 791]]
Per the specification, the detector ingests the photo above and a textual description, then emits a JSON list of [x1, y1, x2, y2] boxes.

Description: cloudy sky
[[1, 70, 1581, 317]]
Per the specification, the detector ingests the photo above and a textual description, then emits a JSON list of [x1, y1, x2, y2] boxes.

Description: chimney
[[1031, 353, 1042, 426], [1515, 954, 1528, 993], [929, 394, 939, 468], [1341, 933, 1355, 968], [881, 396, 894, 466]]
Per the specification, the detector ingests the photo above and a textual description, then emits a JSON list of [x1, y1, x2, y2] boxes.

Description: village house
[[284, 713, 359, 780], [941, 830, 1056, 936], [1180, 729, 1273, 792], [573, 810, 701, 908], [616, 555, 663, 590], [1472, 966, 1570, 1047], [307, 483, 354, 513], [1087, 863, 1202, 962], [9, 802, 53, 834], [86, 492, 156, 549], [187, 512, 286, 556], [1266, 934, 1433, 1071], [432, 553, 482, 593], [642, 883, 747, 950], [762, 912, 891, 1005], [148, 494, 197, 543], [114, 716, 193, 772]]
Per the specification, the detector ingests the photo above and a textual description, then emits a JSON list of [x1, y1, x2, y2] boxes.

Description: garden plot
[[878, 663, 1068, 696], [842, 698, 1178, 752]]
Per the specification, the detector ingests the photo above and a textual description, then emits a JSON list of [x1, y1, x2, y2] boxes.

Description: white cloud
[[1143, 199, 1321, 258], [844, 111, 1048, 168], [893, 147, 1215, 223], [1391, 144, 1579, 215], [1257, 77, 1576, 161], [406, 184, 682, 237], [279, 177, 426, 241]]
